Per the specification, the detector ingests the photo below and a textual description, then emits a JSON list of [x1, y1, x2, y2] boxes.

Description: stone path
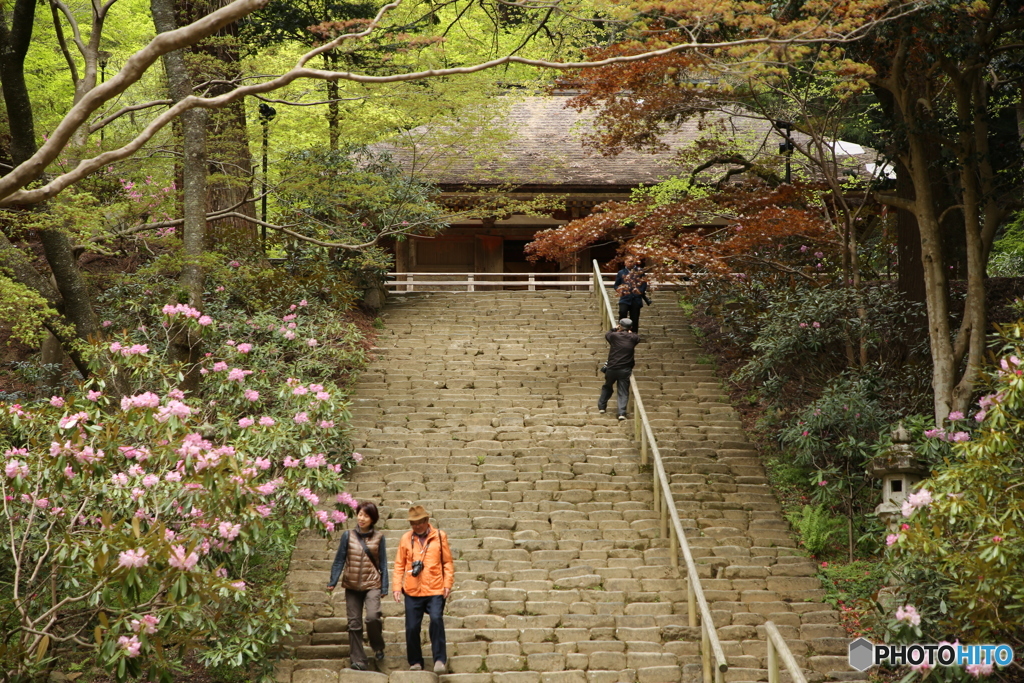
[[277, 292, 851, 683]]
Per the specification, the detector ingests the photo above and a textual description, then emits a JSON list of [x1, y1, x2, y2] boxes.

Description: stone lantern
[[867, 423, 927, 532]]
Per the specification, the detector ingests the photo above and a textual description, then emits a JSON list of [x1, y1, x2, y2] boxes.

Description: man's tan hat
[[407, 505, 430, 522]]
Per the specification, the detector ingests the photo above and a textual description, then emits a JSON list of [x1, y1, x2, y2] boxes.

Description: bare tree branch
[[88, 99, 174, 133]]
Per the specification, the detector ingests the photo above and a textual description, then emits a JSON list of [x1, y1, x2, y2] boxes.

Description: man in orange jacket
[[393, 505, 454, 674]]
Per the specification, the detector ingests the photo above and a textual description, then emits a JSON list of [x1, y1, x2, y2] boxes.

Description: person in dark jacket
[[614, 258, 650, 335], [599, 318, 642, 419], [327, 500, 389, 670]]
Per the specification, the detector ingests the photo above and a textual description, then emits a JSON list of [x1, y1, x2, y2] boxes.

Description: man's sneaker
[[375, 650, 386, 662], [598, 409, 606, 414], [350, 663, 367, 671], [618, 414, 627, 421], [410, 664, 422, 671], [434, 660, 448, 674]]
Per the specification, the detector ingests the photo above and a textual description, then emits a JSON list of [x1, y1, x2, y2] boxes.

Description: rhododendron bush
[[883, 324, 1024, 668], [0, 302, 363, 681]]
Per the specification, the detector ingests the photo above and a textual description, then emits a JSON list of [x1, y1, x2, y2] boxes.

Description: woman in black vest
[[327, 500, 389, 670]]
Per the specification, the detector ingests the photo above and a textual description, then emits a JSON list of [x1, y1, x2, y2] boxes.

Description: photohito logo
[[848, 639, 1015, 672]]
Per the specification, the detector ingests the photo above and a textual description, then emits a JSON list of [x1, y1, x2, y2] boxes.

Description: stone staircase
[[277, 292, 851, 683]]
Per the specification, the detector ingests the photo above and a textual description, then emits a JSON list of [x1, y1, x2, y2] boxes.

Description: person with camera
[[599, 318, 642, 420], [392, 505, 454, 674], [615, 257, 651, 336], [326, 501, 389, 671]]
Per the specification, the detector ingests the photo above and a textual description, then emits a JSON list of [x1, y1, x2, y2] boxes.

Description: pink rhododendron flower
[[5, 460, 29, 478], [168, 545, 199, 570], [218, 521, 242, 541], [895, 604, 921, 626], [320, 420, 335, 429], [337, 492, 357, 508], [102, 320, 113, 327], [87, 390, 103, 401], [966, 663, 994, 678], [111, 472, 129, 487], [304, 453, 326, 468], [284, 331, 296, 340], [294, 412, 309, 424], [58, 412, 89, 430], [812, 322, 821, 328], [64, 466, 75, 479], [293, 385, 309, 396], [948, 411, 964, 420], [299, 299, 307, 306], [283, 314, 296, 321], [49, 396, 65, 408], [229, 260, 241, 268], [118, 635, 142, 657], [297, 488, 319, 505], [255, 504, 273, 517], [212, 361, 228, 372], [118, 548, 149, 568], [131, 614, 160, 635], [231, 580, 246, 591], [315, 391, 331, 401], [236, 343, 252, 354], [259, 416, 275, 426], [227, 368, 247, 382], [993, 536, 1003, 543], [951, 431, 971, 442], [331, 510, 349, 523], [289, 304, 297, 311], [165, 472, 181, 482], [351, 452, 364, 463], [886, 534, 899, 546], [142, 474, 159, 488], [75, 446, 103, 464], [110, 342, 122, 353], [198, 315, 213, 326], [167, 389, 185, 400], [238, 417, 254, 428], [155, 400, 192, 423], [307, 338, 318, 347], [818, 480, 827, 486], [244, 389, 260, 401], [283, 457, 300, 468]]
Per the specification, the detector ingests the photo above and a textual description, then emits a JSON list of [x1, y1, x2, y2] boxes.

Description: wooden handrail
[[765, 621, 808, 683], [383, 272, 696, 292], [592, 260, 728, 682]]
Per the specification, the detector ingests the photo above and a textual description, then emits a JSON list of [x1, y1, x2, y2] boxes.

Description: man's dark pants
[[404, 594, 446, 667], [599, 367, 632, 416], [618, 301, 642, 334]]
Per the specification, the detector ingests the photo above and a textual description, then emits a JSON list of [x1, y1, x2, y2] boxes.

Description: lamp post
[[258, 102, 277, 248], [98, 51, 112, 144], [776, 120, 794, 184]]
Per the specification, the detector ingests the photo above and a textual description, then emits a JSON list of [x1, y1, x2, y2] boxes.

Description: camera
[[411, 560, 424, 577]]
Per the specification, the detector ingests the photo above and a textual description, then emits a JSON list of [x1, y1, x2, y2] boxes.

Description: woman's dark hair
[[357, 501, 379, 525]]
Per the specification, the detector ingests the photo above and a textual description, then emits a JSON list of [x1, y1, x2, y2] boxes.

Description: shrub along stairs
[[277, 291, 851, 683]]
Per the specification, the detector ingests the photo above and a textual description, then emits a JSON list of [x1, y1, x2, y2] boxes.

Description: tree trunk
[[326, 53, 340, 150], [153, 0, 208, 388], [0, 0, 38, 168], [176, 0, 256, 254]]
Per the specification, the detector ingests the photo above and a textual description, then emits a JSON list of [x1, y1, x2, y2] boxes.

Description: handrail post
[[528, 273, 536, 291], [687, 579, 697, 627], [670, 526, 679, 568], [702, 625, 712, 683], [660, 493, 669, 539], [768, 630, 779, 683], [467, 273, 475, 292], [641, 428, 648, 466], [406, 272, 413, 292]]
